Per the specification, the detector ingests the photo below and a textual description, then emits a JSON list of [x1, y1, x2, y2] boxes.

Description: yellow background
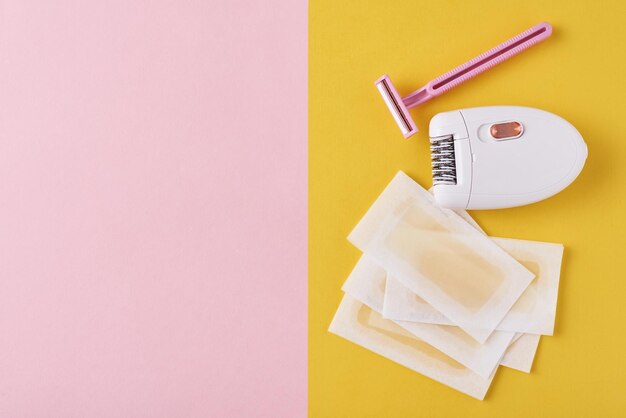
[[309, 1, 626, 416]]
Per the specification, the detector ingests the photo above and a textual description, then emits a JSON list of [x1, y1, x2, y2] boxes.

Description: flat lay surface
[[1, 0, 624, 416], [310, 0, 626, 416]]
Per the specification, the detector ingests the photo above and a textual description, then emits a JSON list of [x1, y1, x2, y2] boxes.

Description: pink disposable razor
[[375, 22, 552, 138]]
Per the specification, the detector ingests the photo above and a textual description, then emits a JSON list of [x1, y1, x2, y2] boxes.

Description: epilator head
[[429, 106, 587, 210]]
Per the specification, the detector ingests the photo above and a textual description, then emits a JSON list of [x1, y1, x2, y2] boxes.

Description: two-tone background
[[0, 0, 625, 417]]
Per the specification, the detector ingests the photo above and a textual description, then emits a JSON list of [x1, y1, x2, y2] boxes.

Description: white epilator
[[429, 106, 587, 209]]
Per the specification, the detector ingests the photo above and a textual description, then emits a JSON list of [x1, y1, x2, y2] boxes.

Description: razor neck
[[403, 86, 434, 108]]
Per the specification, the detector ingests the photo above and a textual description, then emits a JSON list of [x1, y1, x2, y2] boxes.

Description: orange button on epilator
[[490, 121, 523, 140]]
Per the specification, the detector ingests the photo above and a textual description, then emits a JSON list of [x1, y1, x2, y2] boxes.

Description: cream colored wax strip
[[427, 187, 486, 235], [383, 237, 564, 335], [328, 294, 494, 400], [348, 171, 534, 343], [453, 209, 485, 234], [342, 256, 514, 379], [500, 333, 541, 373]]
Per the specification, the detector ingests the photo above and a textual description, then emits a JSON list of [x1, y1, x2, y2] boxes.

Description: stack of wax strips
[[329, 171, 563, 400]]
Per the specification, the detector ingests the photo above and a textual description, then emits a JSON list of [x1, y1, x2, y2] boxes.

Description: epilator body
[[430, 106, 587, 209]]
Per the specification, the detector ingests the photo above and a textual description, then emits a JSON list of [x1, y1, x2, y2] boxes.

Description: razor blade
[[375, 22, 552, 139]]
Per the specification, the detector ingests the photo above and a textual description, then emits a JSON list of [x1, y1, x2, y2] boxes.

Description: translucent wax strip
[[383, 237, 564, 335], [500, 333, 541, 373], [348, 171, 534, 343], [328, 294, 494, 400], [511, 332, 524, 344], [453, 208, 486, 234], [342, 256, 514, 379]]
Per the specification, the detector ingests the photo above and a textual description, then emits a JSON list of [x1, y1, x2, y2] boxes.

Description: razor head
[[375, 75, 417, 138]]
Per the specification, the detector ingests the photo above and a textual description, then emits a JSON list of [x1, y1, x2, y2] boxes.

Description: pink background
[[0, 1, 306, 417]]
